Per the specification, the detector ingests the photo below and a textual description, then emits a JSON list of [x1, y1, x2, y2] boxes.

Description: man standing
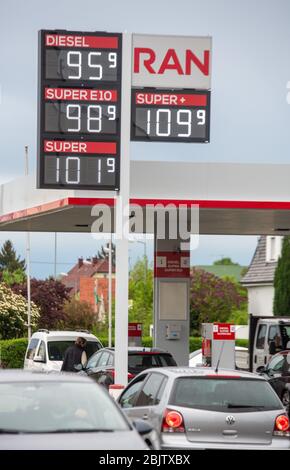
[[61, 337, 87, 372]]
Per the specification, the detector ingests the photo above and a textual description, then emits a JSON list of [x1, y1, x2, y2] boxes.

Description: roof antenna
[[215, 341, 225, 373]]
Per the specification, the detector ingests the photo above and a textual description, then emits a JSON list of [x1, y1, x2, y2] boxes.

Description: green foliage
[[189, 337, 202, 352], [213, 257, 239, 266], [0, 338, 28, 368], [12, 278, 70, 329], [274, 236, 290, 316], [61, 298, 97, 330], [87, 336, 202, 351], [0, 283, 40, 339], [190, 268, 247, 335], [228, 307, 248, 325], [236, 339, 249, 348], [2, 268, 26, 286], [129, 257, 153, 335], [0, 240, 26, 273]]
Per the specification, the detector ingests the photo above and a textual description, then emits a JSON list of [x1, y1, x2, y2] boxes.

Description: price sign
[[131, 89, 210, 143], [38, 30, 122, 190]]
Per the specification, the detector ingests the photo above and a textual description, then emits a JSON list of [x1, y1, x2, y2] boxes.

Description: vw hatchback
[[118, 367, 290, 450]]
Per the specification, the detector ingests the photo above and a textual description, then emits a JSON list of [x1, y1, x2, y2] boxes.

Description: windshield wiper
[[227, 404, 265, 409], [0, 429, 22, 434], [43, 428, 115, 433], [0, 428, 115, 434]]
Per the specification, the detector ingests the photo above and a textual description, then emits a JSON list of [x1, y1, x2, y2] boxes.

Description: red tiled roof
[[62, 257, 115, 295]]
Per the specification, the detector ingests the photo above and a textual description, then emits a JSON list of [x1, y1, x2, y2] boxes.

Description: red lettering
[[158, 49, 183, 75], [45, 34, 56, 46], [185, 50, 210, 76], [134, 48, 156, 74]]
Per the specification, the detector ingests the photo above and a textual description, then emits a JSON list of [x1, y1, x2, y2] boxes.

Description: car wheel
[[282, 390, 290, 415]]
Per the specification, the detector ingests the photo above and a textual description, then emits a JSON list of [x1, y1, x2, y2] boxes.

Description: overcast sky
[[1, 0, 289, 277]]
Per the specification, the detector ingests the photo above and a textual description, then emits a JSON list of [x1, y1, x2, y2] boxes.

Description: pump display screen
[[38, 30, 122, 190], [131, 89, 210, 143]]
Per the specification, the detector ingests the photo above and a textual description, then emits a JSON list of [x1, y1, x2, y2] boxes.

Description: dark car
[[257, 350, 290, 414], [79, 347, 177, 388]]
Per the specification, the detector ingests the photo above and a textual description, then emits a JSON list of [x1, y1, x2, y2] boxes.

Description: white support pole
[[114, 32, 132, 386], [108, 233, 112, 348], [25, 146, 31, 341]]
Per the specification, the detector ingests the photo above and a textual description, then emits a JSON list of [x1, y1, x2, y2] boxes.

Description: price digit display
[[38, 30, 122, 190], [131, 89, 210, 143]]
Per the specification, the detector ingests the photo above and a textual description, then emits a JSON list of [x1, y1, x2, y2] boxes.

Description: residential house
[[241, 236, 282, 316], [61, 257, 115, 322]]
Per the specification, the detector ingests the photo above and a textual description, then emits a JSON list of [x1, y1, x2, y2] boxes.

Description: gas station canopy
[[1, 160, 290, 235]]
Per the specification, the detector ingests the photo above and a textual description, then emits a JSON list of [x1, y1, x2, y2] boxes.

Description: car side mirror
[[132, 419, 154, 436], [74, 363, 84, 371], [256, 366, 266, 374], [33, 355, 45, 363]]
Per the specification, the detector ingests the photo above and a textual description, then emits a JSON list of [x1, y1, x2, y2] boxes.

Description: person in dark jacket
[[61, 337, 87, 372]]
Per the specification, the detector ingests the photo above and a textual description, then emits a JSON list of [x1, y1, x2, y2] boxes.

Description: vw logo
[[226, 415, 236, 425]]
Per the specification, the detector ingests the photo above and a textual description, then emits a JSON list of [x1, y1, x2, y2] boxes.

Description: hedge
[[0, 336, 249, 369], [0, 338, 28, 369]]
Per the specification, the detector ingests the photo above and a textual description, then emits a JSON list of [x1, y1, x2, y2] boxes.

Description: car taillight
[[162, 409, 185, 433], [273, 414, 290, 437], [107, 369, 134, 380]]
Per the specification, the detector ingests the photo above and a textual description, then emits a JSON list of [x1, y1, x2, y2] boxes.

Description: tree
[[190, 268, 247, 335], [0, 240, 25, 273], [273, 236, 290, 315], [97, 243, 116, 266], [213, 257, 239, 266], [1, 268, 26, 286], [0, 283, 39, 339], [129, 258, 153, 335], [61, 298, 97, 330], [12, 278, 70, 329]]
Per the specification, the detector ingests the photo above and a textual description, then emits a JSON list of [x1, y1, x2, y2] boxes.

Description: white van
[[249, 316, 290, 372], [24, 330, 103, 372]]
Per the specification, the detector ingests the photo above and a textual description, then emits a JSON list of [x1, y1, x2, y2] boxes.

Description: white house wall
[[247, 285, 274, 316]]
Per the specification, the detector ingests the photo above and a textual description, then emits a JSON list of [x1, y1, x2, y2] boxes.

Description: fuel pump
[[201, 323, 236, 369]]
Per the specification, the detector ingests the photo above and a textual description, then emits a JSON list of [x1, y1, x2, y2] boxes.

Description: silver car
[[118, 367, 290, 450], [0, 370, 159, 450]]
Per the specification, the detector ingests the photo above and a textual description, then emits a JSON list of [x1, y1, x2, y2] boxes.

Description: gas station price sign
[[131, 89, 210, 143], [38, 30, 122, 190]]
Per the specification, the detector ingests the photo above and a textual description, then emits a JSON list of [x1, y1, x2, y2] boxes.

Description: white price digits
[[66, 104, 116, 133], [197, 109, 206, 125], [66, 51, 117, 80], [177, 110, 191, 137], [97, 158, 115, 184], [145, 108, 206, 137], [65, 157, 80, 184]]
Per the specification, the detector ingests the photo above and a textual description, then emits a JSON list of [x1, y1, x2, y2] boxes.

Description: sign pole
[[114, 32, 132, 386], [25, 145, 32, 341], [108, 234, 112, 348]]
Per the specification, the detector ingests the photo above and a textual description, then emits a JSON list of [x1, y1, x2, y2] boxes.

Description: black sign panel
[[38, 30, 122, 190], [131, 89, 210, 143]]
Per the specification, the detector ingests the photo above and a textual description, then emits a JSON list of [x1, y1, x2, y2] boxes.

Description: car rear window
[[169, 377, 282, 412], [128, 353, 176, 373], [47, 341, 101, 361]]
